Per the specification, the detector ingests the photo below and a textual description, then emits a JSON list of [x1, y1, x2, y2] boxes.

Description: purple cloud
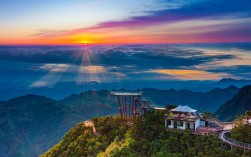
[[34, 0, 251, 40]]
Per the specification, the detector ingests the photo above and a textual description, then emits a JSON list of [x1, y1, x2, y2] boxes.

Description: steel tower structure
[[111, 91, 155, 121]]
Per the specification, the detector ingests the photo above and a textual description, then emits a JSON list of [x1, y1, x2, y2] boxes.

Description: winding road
[[219, 131, 251, 150]]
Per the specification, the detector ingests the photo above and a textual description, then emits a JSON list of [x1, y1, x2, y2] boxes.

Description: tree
[[202, 111, 212, 119], [165, 105, 177, 112], [231, 123, 251, 143], [245, 110, 251, 116]]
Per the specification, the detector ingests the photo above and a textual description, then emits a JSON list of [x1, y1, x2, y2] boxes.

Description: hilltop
[[42, 111, 250, 157]]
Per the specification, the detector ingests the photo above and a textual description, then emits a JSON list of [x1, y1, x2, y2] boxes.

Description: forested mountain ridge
[[0, 95, 83, 157], [41, 111, 251, 157], [215, 85, 251, 121], [0, 86, 240, 157]]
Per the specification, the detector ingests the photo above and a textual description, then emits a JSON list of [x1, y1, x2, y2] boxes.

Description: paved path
[[206, 118, 234, 130], [206, 118, 251, 150], [84, 120, 98, 135], [219, 131, 251, 150]]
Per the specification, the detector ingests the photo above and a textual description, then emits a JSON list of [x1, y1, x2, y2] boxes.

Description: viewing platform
[[111, 91, 142, 96], [111, 90, 154, 121]]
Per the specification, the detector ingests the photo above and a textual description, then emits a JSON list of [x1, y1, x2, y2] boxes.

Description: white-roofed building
[[171, 105, 197, 113], [165, 105, 205, 131]]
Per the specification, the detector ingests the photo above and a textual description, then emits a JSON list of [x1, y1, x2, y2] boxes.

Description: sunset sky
[[0, 1, 251, 99], [1, 0, 251, 45]]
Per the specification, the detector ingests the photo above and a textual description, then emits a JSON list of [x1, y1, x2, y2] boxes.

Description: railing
[[221, 131, 251, 150], [133, 97, 146, 115], [141, 97, 166, 110], [134, 97, 155, 111], [207, 118, 224, 126], [142, 98, 155, 109], [207, 118, 235, 131]]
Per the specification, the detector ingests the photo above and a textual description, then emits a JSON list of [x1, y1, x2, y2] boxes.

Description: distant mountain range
[[217, 78, 251, 88], [140, 86, 240, 113], [215, 85, 251, 121], [56, 86, 240, 115], [1, 78, 250, 100]]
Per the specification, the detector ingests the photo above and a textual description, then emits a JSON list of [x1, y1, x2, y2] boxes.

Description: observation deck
[[110, 91, 142, 96]]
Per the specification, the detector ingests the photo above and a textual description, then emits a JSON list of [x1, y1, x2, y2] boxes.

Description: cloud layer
[[0, 43, 250, 87]]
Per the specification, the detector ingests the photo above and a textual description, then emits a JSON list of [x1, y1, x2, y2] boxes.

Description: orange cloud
[[79, 65, 106, 73], [148, 69, 228, 80]]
